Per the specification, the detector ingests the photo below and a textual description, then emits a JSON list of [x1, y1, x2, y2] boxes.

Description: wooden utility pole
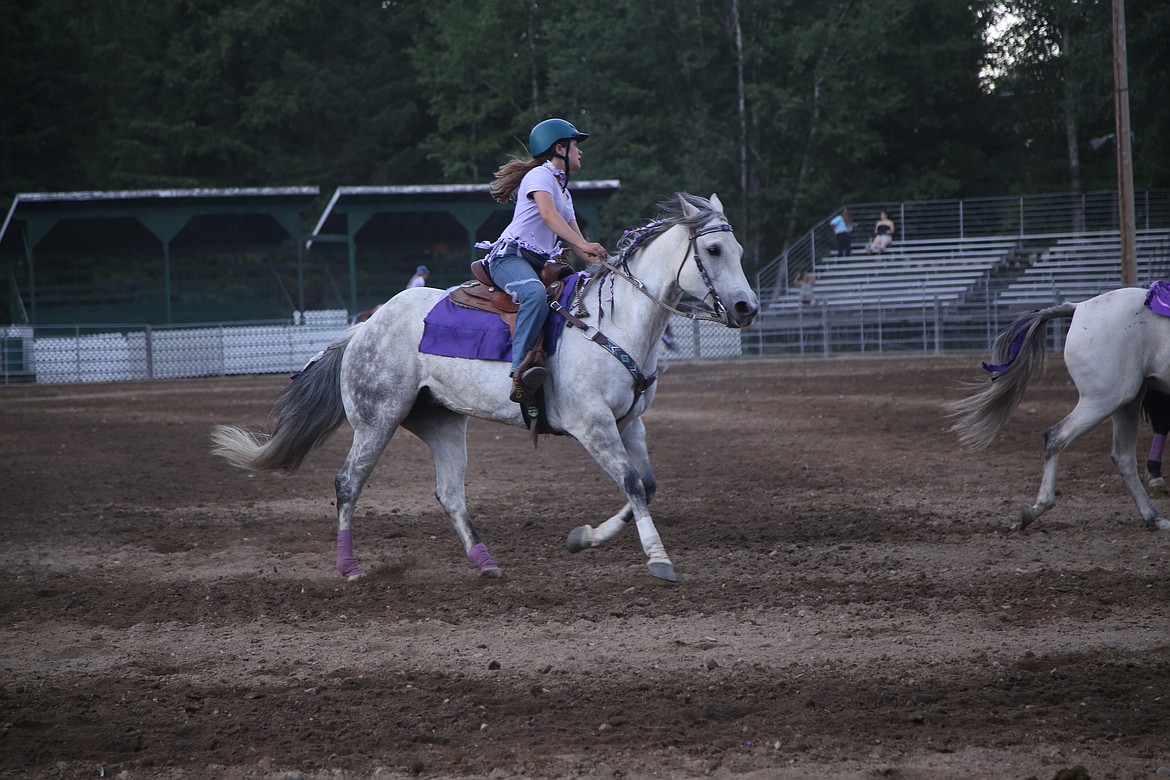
[[1112, 0, 1137, 285]]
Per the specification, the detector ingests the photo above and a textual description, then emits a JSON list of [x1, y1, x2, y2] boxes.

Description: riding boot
[[509, 366, 548, 403], [508, 342, 548, 404]]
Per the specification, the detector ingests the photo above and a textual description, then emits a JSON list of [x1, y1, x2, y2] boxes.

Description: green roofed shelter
[[0, 187, 320, 326], [309, 180, 619, 313]]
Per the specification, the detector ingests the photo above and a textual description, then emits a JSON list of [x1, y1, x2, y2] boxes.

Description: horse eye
[[706, 244, 722, 257]]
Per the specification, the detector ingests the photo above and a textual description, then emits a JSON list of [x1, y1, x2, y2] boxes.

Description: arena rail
[[0, 311, 746, 386]]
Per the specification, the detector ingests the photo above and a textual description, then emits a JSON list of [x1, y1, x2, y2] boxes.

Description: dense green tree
[[544, 0, 742, 239], [409, 0, 548, 183], [65, 0, 431, 189], [983, 0, 1112, 193], [731, 0, 995, 260], [0, 0, 96, 192], [982, 0, 1170, 195], [2, 0, 1167, 273], [1117, 2, 1170, 192]]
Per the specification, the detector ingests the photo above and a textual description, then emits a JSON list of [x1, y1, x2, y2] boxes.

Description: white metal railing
[[741, 296, 1047, 358], [1, 313, 350, 385], [0, 312, 743, 386]]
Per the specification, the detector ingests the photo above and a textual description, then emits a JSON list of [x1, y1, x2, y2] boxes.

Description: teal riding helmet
[[528, 118, 589, 158]]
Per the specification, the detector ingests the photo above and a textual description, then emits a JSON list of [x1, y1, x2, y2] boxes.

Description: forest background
[[2, 0, 1168, 272]]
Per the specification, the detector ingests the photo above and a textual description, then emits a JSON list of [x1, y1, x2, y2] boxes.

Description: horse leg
[[335, 423, 397, 580], [567, 417, 676, 582], [567, 418, 655, 551], [1111, 397, 1170, 530], [402, 406, 502, 577], [1020, 398, 1112, 530]]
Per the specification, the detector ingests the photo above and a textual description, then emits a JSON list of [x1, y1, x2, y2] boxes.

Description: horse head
[[672, 193, 759, 328]]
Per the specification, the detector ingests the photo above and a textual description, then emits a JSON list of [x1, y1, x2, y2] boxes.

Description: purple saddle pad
[[1146, 280, 1170, 317], [419, 272, 586, 361]]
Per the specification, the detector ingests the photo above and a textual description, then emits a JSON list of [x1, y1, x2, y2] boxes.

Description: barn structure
[[307, 181, 619, 314], [0, 181, 621, 327]]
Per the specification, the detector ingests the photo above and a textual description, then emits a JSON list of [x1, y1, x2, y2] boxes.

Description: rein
[[574, 221, 734, 324], [551, 219, 734, 421]]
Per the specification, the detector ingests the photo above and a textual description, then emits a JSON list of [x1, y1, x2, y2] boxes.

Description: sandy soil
[[1, 355, 1168, 780]]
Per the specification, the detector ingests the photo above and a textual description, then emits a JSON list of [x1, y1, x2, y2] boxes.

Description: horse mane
[[613, 193, 721, 258], [658, 192, 723, 230]]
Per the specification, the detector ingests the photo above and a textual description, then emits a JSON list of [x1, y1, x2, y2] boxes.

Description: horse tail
[[947, 302, 1077, 450], [211, 333, 352, 473]]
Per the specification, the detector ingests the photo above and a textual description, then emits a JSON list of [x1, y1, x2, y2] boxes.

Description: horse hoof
[[345, 571, 366, 582], [479, 566, 503, 578], [1018, 507, 1036, 530], [566, 526, 593, 553], [1149, 517, 1170, 531], [648, 562, 678, 583], [1149, 476, 1166, 489]]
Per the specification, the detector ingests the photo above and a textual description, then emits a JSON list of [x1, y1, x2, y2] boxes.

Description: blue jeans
[[487, 249, 550, 374]]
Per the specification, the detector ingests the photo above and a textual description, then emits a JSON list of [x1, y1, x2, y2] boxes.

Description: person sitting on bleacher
[[795, 270, 817, 306], [866, 211, 896, 254]]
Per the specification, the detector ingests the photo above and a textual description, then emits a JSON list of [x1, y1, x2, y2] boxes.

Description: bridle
[[574, 220, 735, 324], [549, 217, 736, 422]]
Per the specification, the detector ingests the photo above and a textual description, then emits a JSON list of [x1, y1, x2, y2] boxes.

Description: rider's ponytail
[[489, 156, 542, 203]]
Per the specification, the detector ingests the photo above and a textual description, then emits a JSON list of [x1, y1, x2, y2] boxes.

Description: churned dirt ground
[[1, 355, 1169, 780]]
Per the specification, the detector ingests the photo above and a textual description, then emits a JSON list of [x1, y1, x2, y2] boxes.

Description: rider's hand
[[575, 242, 607, 262]]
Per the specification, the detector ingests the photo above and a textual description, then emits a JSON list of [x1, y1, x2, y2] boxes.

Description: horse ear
[[680, 194, 700, 219], [709, 193, 724, 213]]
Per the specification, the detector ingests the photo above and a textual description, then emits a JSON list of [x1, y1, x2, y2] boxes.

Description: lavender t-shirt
[[498, 162, 575, 257]]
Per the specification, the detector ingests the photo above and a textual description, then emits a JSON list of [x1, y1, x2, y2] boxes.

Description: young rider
[[482, 117, 607, 405]]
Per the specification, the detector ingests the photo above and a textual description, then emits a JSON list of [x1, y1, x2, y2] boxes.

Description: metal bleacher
[[770, 235, 1016, 312], [995, 229, 1170, 310], [755, 191, 1170, 317], [745, 191, 1170, 356]]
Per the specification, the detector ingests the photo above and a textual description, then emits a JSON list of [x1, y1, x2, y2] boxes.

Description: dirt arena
[[2, 355, 1168, 779]]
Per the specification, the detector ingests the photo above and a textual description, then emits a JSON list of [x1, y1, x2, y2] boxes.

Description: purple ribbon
[[981, 321, 1031, 375], [1145, 280, 1170, 317]]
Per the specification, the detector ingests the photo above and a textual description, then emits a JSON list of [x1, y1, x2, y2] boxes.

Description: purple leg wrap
[[336, 529, 365, 579], [468, 542, 499, 571], [1150, 434, 1167, 462]]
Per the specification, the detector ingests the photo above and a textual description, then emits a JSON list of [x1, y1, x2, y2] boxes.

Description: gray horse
[[212, 193, 759, 583], [949, 286, 1170, 531]]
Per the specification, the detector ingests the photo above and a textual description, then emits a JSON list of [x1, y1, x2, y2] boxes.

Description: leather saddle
[[448, 259, 574, 334]]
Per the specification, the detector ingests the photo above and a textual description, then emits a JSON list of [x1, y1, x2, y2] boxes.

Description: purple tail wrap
[[982, 320, 1032, 375]]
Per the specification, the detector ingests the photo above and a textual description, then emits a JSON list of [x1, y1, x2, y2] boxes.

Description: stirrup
[[509, 366, 548, 403]]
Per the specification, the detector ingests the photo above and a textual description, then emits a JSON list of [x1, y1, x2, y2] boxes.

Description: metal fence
[[1, 311, 350, 385], [1, 311, 745, 386], [739, 298, 1040, 358]]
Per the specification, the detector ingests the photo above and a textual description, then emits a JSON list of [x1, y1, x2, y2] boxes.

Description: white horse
[[212, 193, 759, 582], [948, 286, 1170, 531]]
